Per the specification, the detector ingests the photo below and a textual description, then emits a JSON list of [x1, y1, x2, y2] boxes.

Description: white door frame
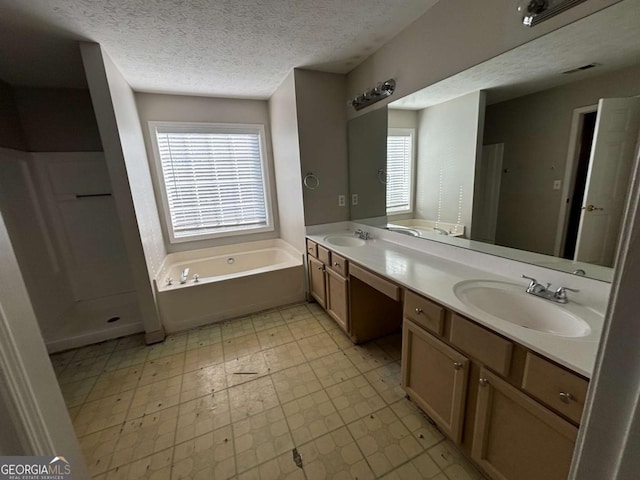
[[554, 104, 598, 257], [0, 210, 88, 476]]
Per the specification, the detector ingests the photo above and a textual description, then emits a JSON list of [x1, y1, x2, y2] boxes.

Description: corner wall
[[268, 72, 306, 252], [80, 42, 165, 341], [415, 91, 485, 235], [294, 69, 350, 225], [135, 92, 280, 252]]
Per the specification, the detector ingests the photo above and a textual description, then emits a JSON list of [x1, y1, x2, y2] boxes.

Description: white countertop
[[306, 226, 606, 378]]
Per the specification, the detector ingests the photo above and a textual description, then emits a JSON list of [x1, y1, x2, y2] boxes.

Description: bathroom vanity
[[305, 227, 603, 480]]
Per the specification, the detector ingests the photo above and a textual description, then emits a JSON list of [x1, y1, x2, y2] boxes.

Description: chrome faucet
[[354, 229, 372, 240], [522, 275, 579, 304], [180, 268, 190, 284]]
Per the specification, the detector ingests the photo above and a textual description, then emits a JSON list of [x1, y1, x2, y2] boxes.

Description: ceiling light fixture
[[519, 0, 588, 27], [351, 79, 396, 111]]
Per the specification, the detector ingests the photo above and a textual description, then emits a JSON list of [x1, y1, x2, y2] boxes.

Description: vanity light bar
[[520, 0, 588, 27], [351, 79, 396, 111]]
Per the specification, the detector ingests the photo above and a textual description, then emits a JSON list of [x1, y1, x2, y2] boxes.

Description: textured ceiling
[[391, 0, 640, 109], [0, 0, 439, 97]]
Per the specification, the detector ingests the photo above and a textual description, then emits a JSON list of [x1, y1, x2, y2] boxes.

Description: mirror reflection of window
[[386, 128, 415, 214]]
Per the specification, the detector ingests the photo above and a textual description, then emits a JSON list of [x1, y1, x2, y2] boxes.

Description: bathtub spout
[[180, 268, 190, 284]]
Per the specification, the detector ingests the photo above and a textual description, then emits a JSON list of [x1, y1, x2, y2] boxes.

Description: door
[[326, 268, 348, 332], [472, 144, 504, 243], [472, 368, 577, 480], [401, 319, 469, 443], [575, 97, 640, 266], [308, 256, 326, 308]]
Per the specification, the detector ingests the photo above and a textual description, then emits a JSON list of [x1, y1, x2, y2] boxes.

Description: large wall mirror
[[348, 0, 640, 282]]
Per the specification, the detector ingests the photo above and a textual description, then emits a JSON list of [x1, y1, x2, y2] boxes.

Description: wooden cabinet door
[[401, 319, 469, 443], [326, 268, 348, 332], [308, 256, 326, 308], [472, 368, 578, 480]]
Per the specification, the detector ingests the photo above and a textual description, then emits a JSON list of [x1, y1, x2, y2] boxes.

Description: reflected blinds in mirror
[[387, 129, 413, 213]]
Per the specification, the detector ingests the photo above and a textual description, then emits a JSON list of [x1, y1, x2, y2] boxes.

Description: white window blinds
[[154, 125, 270, 240], [386, 130, 413, 213]]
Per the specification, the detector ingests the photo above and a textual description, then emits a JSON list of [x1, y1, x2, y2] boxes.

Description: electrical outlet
[[338, 195, 345, 207], [553, 180, 562, 190], [351, 194, 358, 206]]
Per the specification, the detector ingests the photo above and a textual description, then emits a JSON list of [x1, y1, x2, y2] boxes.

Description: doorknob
[[582, 204, 603, 212]]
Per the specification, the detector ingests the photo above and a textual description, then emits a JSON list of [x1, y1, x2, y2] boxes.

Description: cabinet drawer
[[329, 252, 348, 276], [522, 353, 588, 424], [318, 245, 330, 265], [306, 239, 318, 258], [404, 290, 445, 336], [450, 314, 513, 376], [349, 263, 401, 301]]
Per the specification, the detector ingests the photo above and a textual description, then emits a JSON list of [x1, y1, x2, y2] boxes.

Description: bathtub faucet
[[180, 268, 190, 284]]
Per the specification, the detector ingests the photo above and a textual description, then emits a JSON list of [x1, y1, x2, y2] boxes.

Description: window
[[386, 128, 414, 214], [149, 122, 273, 242]]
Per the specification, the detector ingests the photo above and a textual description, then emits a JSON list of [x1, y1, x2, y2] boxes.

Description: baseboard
[[45, 322, 144, 353]]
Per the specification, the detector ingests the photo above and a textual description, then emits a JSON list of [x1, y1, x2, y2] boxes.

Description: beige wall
[[268, 72, 306, 252], [484, 63, 640, 255], [0, 79, 26, 151], [13, 87, 102, 152], [415, 91, 485, 235], [388, 109, 418, 130], [81, 43, 164, 339], [294, 69, 350, 225], [135, 91, 281, 252], [346, 0, 619, 119]]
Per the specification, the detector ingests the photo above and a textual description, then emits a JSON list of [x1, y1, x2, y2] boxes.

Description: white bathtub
[[155, 239, 305, 333]]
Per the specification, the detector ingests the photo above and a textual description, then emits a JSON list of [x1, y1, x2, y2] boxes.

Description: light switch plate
[[351, 194, 358, 206], [338, 195, 346, 207], [553, 180, 562, 190]]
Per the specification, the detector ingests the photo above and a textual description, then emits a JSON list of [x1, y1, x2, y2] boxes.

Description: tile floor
[[51, 303, 485, 480]]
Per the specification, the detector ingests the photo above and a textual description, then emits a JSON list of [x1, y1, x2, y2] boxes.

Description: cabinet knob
[[334, 262, 340, 267], [479, 378, 489, 387], [559, 392, 575, 404], [453, 362, 463, 370], [317, 265, 323, 270], [415, 308, 423, 314]]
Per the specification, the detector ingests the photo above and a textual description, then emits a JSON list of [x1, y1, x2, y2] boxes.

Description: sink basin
[[324, 235, 366, 247], [453, 280, 591, 337]]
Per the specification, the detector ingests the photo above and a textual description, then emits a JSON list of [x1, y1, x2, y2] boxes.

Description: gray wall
[[415, 91, 485, 235], [269, 72, 306, 253], [346, 0, 619, 119], [135, 91, 280, 252], [294, 69, 350, 226], [13, 87, 102, 152], [348, 107, 387, 220], [484, 63, 640, 255], [0, 79, 26, 150]]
